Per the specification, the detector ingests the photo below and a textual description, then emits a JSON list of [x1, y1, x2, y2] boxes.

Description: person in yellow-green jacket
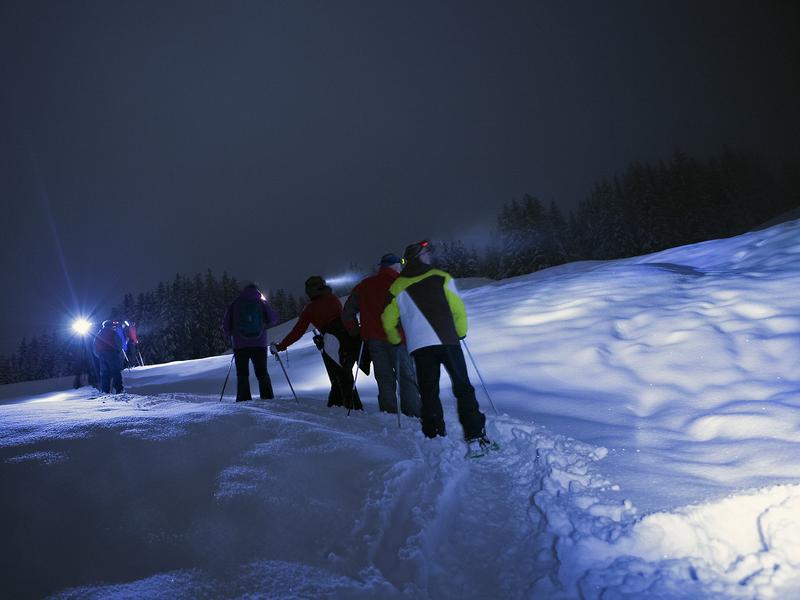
[[381, 240, 492, 453]]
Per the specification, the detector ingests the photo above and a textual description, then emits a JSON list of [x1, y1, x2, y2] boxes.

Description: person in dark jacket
[[343, 253, 421, 416], [271, 276, 362, 410], [382, 241, 492, 452], [72, 335, 98, 389], [222, 283, 279, 401], [93, 320, 124, 394]]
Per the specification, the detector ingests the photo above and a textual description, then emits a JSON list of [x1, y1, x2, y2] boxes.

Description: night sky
[[1, 0, 798, 352]]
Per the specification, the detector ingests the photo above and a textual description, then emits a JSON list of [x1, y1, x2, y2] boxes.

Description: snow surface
[[2, 220, 800, 599]]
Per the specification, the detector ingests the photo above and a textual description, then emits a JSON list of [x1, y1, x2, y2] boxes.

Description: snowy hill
[[2, 220, 800, 599]]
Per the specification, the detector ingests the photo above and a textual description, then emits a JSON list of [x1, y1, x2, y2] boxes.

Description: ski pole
[[394, 350, 402, 428], [137, 349, 145, 367], [274, 351, 299, 403], [219, 353, 234, 402], [347, 341, 364, 416], [461, 339, 499, 415]]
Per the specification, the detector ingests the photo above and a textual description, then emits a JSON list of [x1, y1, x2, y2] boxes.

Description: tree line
[[0, 272, 302, 385], [435, 149, 797, 279], [2, 148, 796, 384]]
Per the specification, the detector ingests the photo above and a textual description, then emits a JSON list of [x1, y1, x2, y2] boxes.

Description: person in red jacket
[[271, 276, 362, 410], [343, 253, 421, 416], [125, 321, 144, 367]]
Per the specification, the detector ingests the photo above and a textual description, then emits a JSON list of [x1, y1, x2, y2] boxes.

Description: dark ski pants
[[73, 340, 98, 389], [322, 348, 363, 410], [97, 351, 124, 394], [368, 339, 421, 416], [234, 347, 274, 401], [412, 344, 486, 440]]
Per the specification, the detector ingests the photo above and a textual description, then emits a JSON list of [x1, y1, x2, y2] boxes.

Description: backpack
[[235, 299, 264, 338], [94, 327, 120, 354]]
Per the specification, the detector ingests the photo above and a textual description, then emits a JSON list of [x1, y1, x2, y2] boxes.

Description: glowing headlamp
[[72, 318, 92, 336]]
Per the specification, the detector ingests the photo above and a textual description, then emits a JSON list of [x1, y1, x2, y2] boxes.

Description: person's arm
[[443, 275, 468, 338], [381, 289, 402, 345], [276, 306, 312, 351], [342, 288, 361, 335]]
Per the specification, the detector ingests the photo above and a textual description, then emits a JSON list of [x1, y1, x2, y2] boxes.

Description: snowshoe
[[464, 436, 500, 459]]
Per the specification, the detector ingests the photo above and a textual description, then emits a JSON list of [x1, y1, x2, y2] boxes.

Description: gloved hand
[[312, 334, 324, 350], [268, 342, 279, 356]]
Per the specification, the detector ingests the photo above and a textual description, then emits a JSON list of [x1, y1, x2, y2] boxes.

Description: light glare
[[325, 272, 360, 287], [72, 318, 92, 335]]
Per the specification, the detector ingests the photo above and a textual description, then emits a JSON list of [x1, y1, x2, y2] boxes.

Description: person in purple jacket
[[222, 283, 279, 401]]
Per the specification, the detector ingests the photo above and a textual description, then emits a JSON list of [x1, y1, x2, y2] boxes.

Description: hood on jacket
[[240, 285, 264, 301]]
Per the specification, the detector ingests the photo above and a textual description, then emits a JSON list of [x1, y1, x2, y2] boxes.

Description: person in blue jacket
[[93, 320, 124, 394]]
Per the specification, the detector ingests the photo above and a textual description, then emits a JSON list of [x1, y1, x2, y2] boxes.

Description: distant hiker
[[125, 321, 144, 367], [72, 335, 97, 389], [112, 320, 129, 367], [271, 276, 363, 410], [382, 240, 492, 451], [93, 320, 124, 394], [343, 253, 421, 417], [222, 283, 279, 401]]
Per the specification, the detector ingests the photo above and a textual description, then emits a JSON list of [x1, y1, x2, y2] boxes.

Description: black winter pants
[[234, 347, 274, 400], [321, 344, 363, 410], [97, 351, 124, 394], [412, 344, 486, 440]]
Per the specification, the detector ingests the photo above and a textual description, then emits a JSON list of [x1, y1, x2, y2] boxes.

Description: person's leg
[[98, 355, 111, 393], [322, 352, 344, 406], [397, 344, 421, 417], [91, 355, 101, 390], [412, 347, 446, 438], [440, 344, 485, 440], [234, 349, 252, 401], [337, 341, 362, 410], [251, 347, 274, 399], [108, 353, 124, 393], [368, 339, 399, 413]]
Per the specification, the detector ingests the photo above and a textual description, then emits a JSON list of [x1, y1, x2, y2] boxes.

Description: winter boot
[[464, 435, 499, 459]]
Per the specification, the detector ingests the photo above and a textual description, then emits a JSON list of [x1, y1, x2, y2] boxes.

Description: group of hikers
[[86, 240, 493, 454], [77, 320, 142, 393], [223, 240, 493, 454]]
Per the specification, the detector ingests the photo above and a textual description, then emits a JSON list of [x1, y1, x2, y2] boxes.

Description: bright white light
[[325, 273, 361, 287], [72, 318, 92, 336]]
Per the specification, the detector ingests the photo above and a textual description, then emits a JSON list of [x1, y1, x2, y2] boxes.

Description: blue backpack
[[236, 299, 264, 338]]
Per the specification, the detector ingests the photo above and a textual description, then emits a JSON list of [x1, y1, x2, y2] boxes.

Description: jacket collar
[[399, 260, 433, 278]]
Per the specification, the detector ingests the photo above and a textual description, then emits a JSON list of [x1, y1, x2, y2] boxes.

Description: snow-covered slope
[[2, 220, 799, 599]]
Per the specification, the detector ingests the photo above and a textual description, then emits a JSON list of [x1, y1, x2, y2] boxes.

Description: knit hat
[[379, 253, 402, 266], [403, 240, 435, 261], [305, 275, 330, 298]]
